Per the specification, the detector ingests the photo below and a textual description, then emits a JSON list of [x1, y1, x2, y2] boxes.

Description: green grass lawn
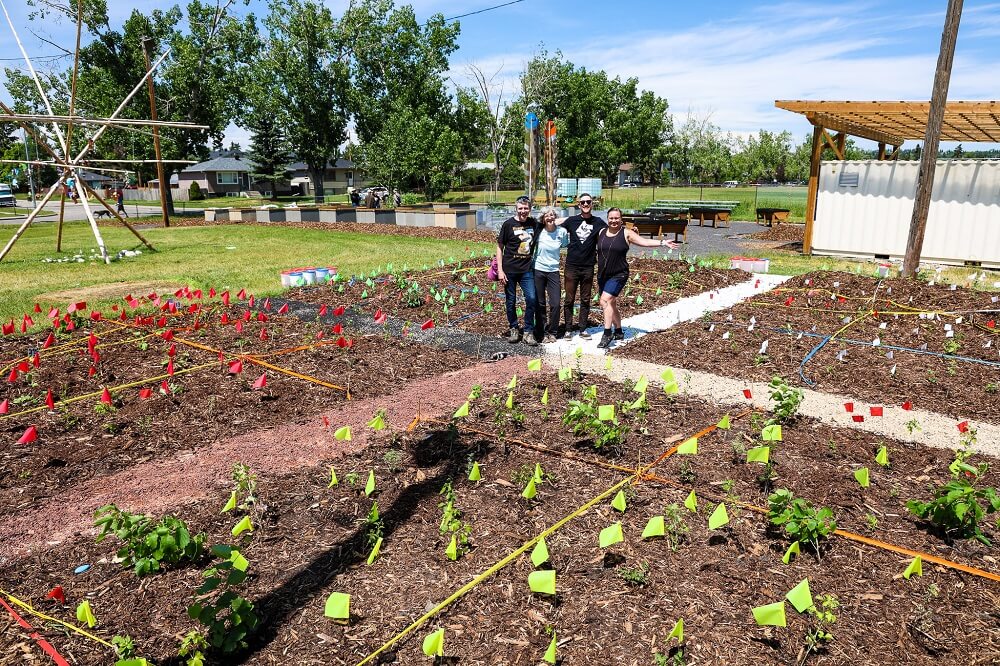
[[0, 206, 54, 218], [443, 186, 808, 221], [0, 221, 486, 321]]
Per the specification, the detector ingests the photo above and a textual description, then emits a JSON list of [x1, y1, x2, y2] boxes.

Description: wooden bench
[[755, 208, 790, 226], [624, 214, 687, 244], [689, 207, 731, 228]]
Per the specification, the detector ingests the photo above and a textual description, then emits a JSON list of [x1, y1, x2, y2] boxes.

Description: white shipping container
[[813, 160, 1000, 267], [576, 178, 603, 198], [556, 178, 577, 197]]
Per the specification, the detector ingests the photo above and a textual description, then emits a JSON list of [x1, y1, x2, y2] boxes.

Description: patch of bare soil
[[616, 270, 1000, 423], [37, 281, 182, 304], [2, 372, 998, 665], [746, 223, 805, 243]]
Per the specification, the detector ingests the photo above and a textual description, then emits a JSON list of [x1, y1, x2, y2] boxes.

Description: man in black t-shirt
[[560, 193, 606, 339], [496, 195, 539, 345]]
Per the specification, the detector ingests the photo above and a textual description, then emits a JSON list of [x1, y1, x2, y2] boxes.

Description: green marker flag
[[528, 569, 556, 595], [543, 632, 557, 664], [454, 401, 470, 418], [599, 522, 624, 548], [663, 381, 679, 395], [598, 404, 615, 421], [717, 414, 731, 430], [530, 537, 550, 567], [522, 478, 537, 499], [445, 534, 458, 560], [605, 356, 612, 370], [365, 470, 376, 497], [232, 515, 253, 537], [361, 289, 368, 299], [367, 413, 386, 431], [676, 437, 698, 455], [661, 368, 676, 383], [334, 426, 352, 441], [782, 541, 800, 564], [875, 446, 889, 466], [505, 391, 514, 409], [468, 462, 482, 481], [507, 375, 517, 389], [668, 618, 684, 643], [534, 463, 544, 482], [324, 592, 350, 621], [634, 375, 648, 394], [328, 466, 338, 487], [541, 388, 549, 405], [558, 367, 572, 381], [611, 490, 627, 512], [575, 346, 583, 359], [627, 393, 647, 411], [422, 628, 445, 657], [761, 424, 782, 441], [222, 491, 237, 513], [903, 556, 922, 579], [528, 358, 542, 371], [684, 490, 698, 513], [367, 537, 383, 565], [752, 601, 787, 627], [708, 503, 730, 530], [642, 515, 665, 539], [76, 600, 96, 628], [746, 446, 770, 464], [230, 550, 249, 572], [854, 467, 870, 488], [786, 578, 813, 613]]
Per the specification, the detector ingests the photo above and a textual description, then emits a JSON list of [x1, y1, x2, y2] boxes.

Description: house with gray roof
[[178, 156, 257, 196], [288, 158, 367, 196]]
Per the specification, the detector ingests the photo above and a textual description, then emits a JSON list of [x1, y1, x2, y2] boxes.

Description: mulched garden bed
[[746, 224, 805, 243], [287, 257, 751, 338], [0, 301, 474, 517], [150, 218, 498, 243], [616, 270, 1000, 423], [3, 370, 998, 665]]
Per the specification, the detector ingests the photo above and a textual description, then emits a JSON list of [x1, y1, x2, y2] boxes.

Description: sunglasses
[[579, 200, 593, 205]]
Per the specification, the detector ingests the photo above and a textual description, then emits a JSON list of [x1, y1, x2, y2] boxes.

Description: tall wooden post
[[141, 36, 170, 227], [903, 0, 963, 277], [877, 143, 886, 160], [803, 124, 824, 254]]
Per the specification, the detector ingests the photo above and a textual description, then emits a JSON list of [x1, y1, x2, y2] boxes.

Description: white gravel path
[[542, 272, 1000, 457]]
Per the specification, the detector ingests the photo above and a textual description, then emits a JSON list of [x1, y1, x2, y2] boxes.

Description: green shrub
[[767, 489, 836, 555], [94, 505, 205, 576], [907, 461, 1000, 545], [189, 181, 205, 201], [767, 376, 803, 423]]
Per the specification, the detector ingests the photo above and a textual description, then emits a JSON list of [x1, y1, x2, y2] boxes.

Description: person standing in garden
[[594, 207, 679, 349], [533, 207, 569, 343], [561, 193, 606, 339], [496, 195, 539, 346]]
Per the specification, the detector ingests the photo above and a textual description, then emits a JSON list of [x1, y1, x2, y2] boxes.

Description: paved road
[[0, 200, 203, 225], [631, 220, 768, 257]]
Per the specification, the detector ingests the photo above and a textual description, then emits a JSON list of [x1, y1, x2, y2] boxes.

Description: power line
[[444, 0, 526, 22]]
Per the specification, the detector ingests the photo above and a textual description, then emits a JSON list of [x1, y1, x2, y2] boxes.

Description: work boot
[[507, 327, 521, 343], [613, 328, 625, 341], [596, 332, 612, 349]]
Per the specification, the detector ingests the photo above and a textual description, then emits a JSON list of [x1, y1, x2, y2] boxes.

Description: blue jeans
[[504, 271, 537, 332]]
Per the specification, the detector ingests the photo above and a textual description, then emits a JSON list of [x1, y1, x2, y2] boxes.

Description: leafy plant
[[864, 514, 879, 531], [438, 481, 471, 555], [757, 461, 777, 493], [906, 419, 922, 434], [767, 489, 837, 557], [678, 461, 696, 484], [663, 503, 690, 552], [344, 471, 361, 486], [615, 562, 650, 586], [767, 375, 803, 424], [94, 505, 205, 576], [188, 545, 259, 653], [111, 635, 135, 658], [231, 463, 257, 511], [94, 401, 116, 416], [178, 630, 207, 666], [511, 464, 554, 488], [364, 501, 385, 550], [942, 335, 962, 355], [906, 452, 1000, 545], [383, 449, 404, 473], [802, 594, 839, 663], [562, 391, 629, 450]]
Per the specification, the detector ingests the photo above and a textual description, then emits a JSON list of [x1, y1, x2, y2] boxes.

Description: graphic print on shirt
[[515, 226, 534, 256], [575, 222, 593, 243]]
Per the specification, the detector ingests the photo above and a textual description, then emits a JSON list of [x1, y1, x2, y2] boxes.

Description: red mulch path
[[615, 270, 1000, 423], [2, 371, 998, 664]]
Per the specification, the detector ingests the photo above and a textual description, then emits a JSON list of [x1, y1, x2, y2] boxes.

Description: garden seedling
[[438, 481, 472, 557], [94, 505, 205, 577], [615, 562, 650, 586], [768, 489, 837, 560], [189, 545, 259, 654], [231, 463, 257, 511], [906, 454, 1000, 545], [662, 503, 690, 551], [801, 594, 839, 664], [767, 375, 803, 424]]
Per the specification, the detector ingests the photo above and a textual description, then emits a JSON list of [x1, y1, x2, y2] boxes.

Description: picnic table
[[755, 207, 790, 226], [646, 200, 738, 228], [624, 213, 687, 244]]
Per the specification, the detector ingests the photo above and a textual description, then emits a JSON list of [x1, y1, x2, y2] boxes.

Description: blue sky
[[3, 0, 1000, 150]]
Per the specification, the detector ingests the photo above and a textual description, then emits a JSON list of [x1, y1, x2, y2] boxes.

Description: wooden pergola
[[774, 100, 1000, 253]]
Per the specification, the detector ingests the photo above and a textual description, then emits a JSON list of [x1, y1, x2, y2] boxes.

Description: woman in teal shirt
[[533, 207, 570, 343]]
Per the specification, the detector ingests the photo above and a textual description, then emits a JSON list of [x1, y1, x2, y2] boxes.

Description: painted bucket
[[302, 267, 317, 285], [288, 271, 304, 287], [877, 263, 892, 278], [314, 268, 330, 282], [327, 266, 338, 282], [280, 270, 293, 287]]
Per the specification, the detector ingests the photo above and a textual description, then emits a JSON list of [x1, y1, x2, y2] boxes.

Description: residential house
[[289, 158, 367, 196], [178, 156, 256, 196]]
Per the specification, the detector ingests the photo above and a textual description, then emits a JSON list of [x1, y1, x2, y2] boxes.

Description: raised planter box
[[284, 208, 302, 223], [300, 207, 321, 223]]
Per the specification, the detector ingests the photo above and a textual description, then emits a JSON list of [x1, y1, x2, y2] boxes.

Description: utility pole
[[902, 0, 963, 277], [22, 128, 36, 207], [141, 36, 170, 227]]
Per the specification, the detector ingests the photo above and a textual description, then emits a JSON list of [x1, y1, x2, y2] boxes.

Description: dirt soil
[[0, 304, 476, 518], [746, 224, 805, 243], [615, 271, 1000, 424], [287, 258, 751, 338], [2, 371, 998, 665]]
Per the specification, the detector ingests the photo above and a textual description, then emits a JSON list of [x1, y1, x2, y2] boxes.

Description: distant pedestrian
[[349, 188, 361, 207], [561, 193, 606, 339], [393, 188, 401, 207], [116, 188, 127, 217], [364, 189, 375, 208]]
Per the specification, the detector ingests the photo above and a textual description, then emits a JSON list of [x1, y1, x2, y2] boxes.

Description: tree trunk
[[310, 167, 324, 204], [163, 168, 176, 216]]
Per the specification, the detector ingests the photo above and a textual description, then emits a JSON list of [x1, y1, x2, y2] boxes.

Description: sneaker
[[579, 330, 592, 340], [524, 334, 538, 347], [613, 329, 625, 341], [507, 328, 521, 344], [596, 332, 612, 349], [543, 334, 557, 344]]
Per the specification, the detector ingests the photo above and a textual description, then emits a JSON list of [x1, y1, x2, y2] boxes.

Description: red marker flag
[[277, 303, 289, 315], [167, 343, 177, 357], [784, 296, 795, 306], [332, 323, 343, 334], [2, 321, 13, 335], [262, 298, 271, 311], [66, 320, 75, 332], [844, 402, 853, 413], [229, 359, 243, 374], [221, 313, 230, 324], [90, 311, 102, 322], [248, 295, 255, 308], [48, 307, 59, 319], [421, 319, 434, 330], [235, 321, 244, 333], [23, 314, 34, 326], [237, 288, 246, 299], [221, 291, 231, 306], [32, 353, 40, 368], [870, 406, 883, 417], [167, 359, 174, 376], [257, 312, 268, 322], [319, 305, 328, 316], [336, 336, 348, 348], [7, 368, 18, 382], [260, 329, 269, 341], [33, 303, 41, 313], [17, 425, 38, 444], [68, 301, 87, 313], [0, 399, 8, 414], [46, 586, 65, 604], [17, 361, 29, 373], [209, 287, 217, 297], [742, 389, 752, 399], [160, 380, 171, 395], [852, 415, 865, 423], [901, 401, 913, 411], [322, 416, 330, 428], [162, 329, 174, 341], [139, 387, 153, 399], [88, 366, 96, 377], [252, 373, 267, 390], [334, 305, 345, 317], [374, 309, 387, 325], [101, 388, 113, 405], [957, 420, 970, 433], [45, 389, 55, 409], [243, 310, 252, 322], [43, 332, 55, 349]]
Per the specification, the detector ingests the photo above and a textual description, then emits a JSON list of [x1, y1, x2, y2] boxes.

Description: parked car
[[619, 182, 638, 189], [723, 180, 738, 188], [0, 183, 16, 207]]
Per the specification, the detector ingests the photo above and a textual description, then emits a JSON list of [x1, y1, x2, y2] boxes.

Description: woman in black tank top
[[594, 208, 680, 348]]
